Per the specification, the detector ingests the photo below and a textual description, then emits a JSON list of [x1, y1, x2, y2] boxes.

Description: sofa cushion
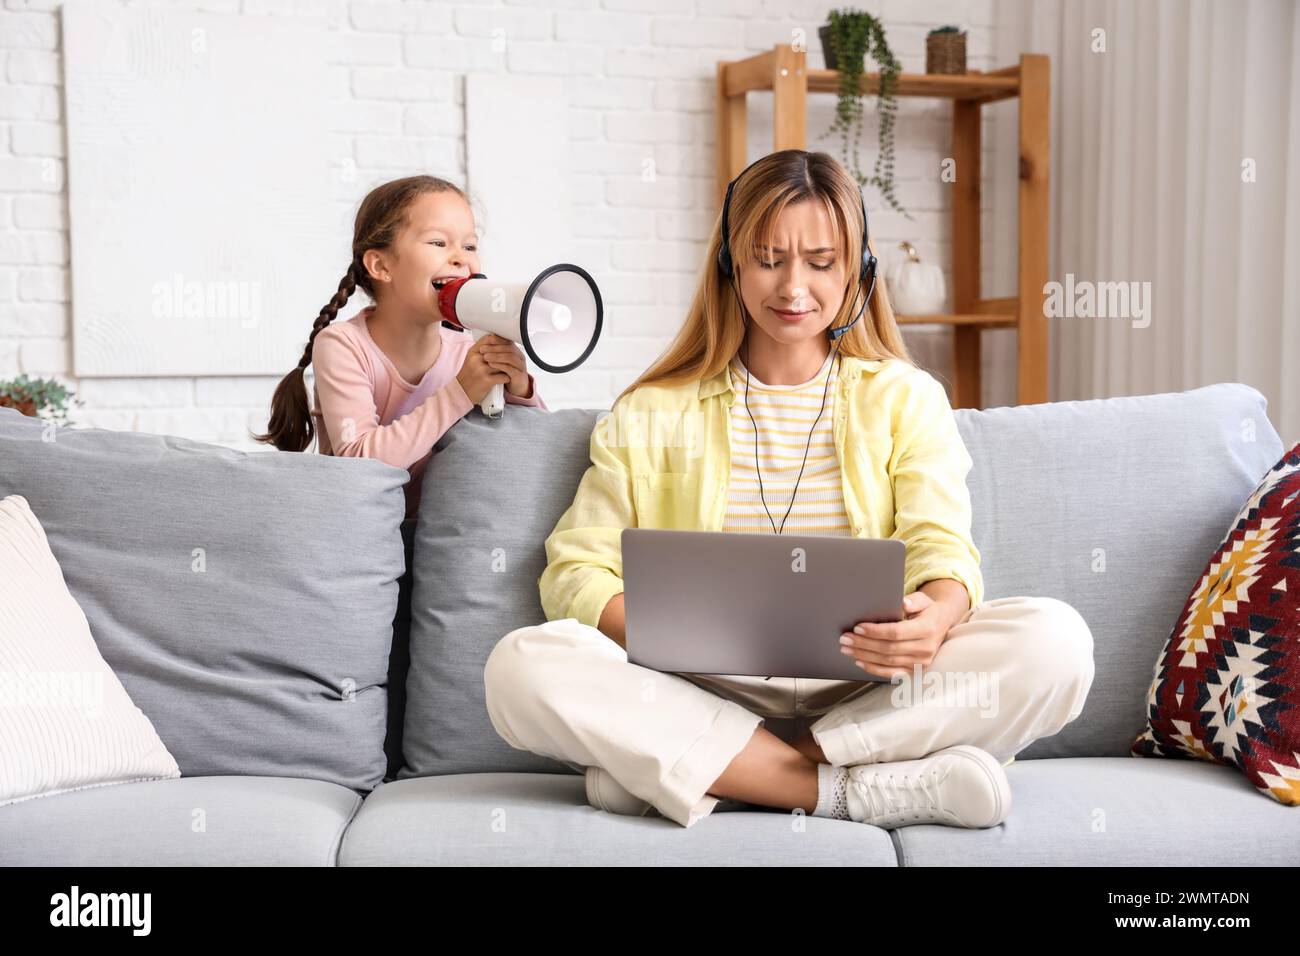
[[339, 773, 899, 865], [401, 407, 591, 778], [0, 775, 362, 865], [1131, 442, 1300, 803], [892, 756, 1300, 865], [0, 406, 407, 792], [960, 383, 1282, 759]]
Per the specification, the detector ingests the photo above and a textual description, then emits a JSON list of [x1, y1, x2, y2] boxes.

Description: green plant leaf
[[819, 8, 911, 219]]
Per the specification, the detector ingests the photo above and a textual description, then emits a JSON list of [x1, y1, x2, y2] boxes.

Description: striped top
[[722, 349, 853, 536]]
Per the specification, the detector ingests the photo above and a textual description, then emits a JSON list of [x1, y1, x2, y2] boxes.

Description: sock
[[812, 763, 851, 820]]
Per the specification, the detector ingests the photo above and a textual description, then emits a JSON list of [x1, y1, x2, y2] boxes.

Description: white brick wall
[[0, 0, 1005, 451]]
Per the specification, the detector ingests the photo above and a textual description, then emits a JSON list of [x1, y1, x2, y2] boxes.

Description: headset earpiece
[[858, 197, 875, 283], [717, 178, 738, 280]]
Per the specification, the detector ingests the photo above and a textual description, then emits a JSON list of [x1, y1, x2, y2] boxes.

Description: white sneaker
[[584, 766, 751, 817], [845, 745, 1012, 829]]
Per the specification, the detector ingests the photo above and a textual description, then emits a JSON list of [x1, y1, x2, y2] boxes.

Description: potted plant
[[818, 8, 910, 219], [0, 374, 81, 426]]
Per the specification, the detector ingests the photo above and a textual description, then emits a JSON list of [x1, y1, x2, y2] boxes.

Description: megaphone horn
[[435, 263, 603, 375], [435, 263, 604, 419]]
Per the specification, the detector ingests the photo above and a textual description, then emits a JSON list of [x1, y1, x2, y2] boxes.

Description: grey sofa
[[1, 380, 1296, 866]]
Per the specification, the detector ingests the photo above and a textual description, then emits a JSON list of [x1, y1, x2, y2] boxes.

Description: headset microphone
[[827, 267, 876, 341]]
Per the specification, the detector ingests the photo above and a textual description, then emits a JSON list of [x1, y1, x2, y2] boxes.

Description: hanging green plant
[[819, 8, 911, 220], [0, 373, 80, 426]]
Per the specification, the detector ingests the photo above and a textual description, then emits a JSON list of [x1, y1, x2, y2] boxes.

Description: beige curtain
[[986, 0, 1299, 446]]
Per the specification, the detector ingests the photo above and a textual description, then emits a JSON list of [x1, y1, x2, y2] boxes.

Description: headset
[[717, 156, 878, 335], [717, 153, 878, 536]]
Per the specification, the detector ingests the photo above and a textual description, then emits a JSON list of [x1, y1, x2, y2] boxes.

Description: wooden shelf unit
[[716, 46, 1051, 408]]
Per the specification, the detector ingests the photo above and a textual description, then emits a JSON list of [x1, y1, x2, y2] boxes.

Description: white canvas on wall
[[465, 73, 579, 400], [63, 5, 339, 377], [464, 73, 576, 286]]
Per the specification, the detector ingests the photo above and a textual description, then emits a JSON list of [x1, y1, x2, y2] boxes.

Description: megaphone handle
[[470, 328, 505, 418], [482, 382, 505, 418]]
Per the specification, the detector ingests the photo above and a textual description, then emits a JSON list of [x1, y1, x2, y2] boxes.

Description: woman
[[484, 150, 1095, 829]]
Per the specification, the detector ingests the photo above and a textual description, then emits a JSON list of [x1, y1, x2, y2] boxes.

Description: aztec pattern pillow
[[1132, 443, 1300, 804]]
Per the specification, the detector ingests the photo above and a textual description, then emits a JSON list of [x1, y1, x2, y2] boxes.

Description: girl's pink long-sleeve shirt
[[310, 305, 547, 518]]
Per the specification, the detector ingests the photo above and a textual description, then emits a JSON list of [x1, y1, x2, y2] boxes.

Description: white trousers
[[484, 595, 1095, 828]]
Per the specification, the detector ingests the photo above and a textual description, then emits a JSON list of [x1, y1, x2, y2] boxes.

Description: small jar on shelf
[[926, 25, 967, 75]]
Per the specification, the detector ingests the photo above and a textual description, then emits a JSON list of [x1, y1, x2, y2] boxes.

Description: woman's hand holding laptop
[[838, 580, 972, 679]]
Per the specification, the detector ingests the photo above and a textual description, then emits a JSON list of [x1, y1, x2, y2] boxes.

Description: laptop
[[620, 528, 906, 682]]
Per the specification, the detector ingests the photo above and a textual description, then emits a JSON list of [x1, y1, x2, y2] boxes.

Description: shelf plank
[[1017, 53, 1051, 404], [951, 96, 983, 408], [773, 45, 806, 150], [720, 50, 1021, 101], [806, 69, 1019, 100], [720, 49, 776, 98], [715, 60, 747, 208], [896, 313, 1016, 328]]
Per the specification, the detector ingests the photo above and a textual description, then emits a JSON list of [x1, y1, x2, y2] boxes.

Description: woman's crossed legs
[[484, 595, 1094, 828]]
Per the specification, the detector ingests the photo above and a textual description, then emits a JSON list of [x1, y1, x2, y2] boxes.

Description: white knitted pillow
[[0, 494, 179, 806]]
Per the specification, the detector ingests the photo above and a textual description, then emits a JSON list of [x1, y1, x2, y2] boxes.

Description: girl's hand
[[455, 347, 511, 404], [838, 591, 951, 679], [475, 333, 533, 398]]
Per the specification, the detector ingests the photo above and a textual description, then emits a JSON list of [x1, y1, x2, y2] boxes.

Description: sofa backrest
[[0, 406, 408, 792], [964, 382, 1280, 758], [399, 382, 1282, 774]]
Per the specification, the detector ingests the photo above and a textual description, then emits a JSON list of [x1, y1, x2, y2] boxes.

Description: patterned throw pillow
[[1132, 443, 1300, 804]]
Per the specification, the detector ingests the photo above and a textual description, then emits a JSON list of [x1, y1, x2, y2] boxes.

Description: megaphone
[[436, 264, 604, 417]]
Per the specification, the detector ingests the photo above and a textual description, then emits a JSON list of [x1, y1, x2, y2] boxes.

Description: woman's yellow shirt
[[538, 355, 985, 629]]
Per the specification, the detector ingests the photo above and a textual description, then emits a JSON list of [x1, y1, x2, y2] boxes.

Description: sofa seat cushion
[[339, 773, 900, 866], [893, 757, 1300, 866], [0, 775, 361, 866]]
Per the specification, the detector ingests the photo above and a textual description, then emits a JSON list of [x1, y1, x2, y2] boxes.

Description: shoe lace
[[862, 770, 942, 821]]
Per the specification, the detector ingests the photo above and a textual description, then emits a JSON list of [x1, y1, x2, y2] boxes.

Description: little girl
[[254, 174, 548, 518], [254, 174, 548, 782]]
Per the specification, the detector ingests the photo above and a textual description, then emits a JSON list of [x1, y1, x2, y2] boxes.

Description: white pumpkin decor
[[887, 241, 946, 315]]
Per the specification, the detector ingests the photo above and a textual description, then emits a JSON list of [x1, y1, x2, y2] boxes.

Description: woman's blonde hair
[[615, 149, 912, 407]]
